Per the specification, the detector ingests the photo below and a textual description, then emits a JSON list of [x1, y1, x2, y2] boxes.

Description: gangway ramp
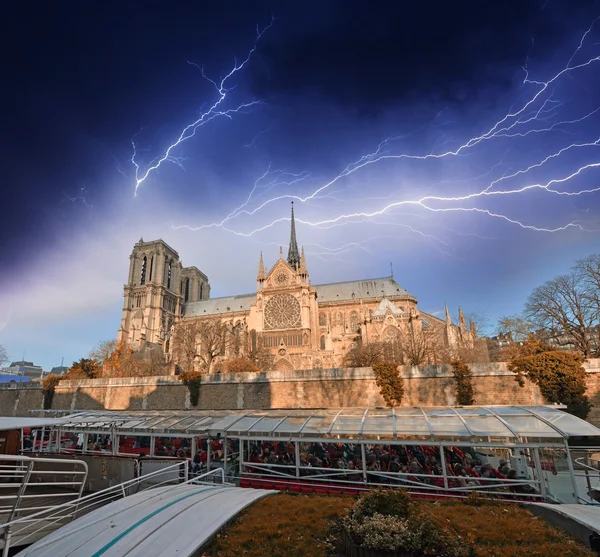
[[16, 484, 275, 557]]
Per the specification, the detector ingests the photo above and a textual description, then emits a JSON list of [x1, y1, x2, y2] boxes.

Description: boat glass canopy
[[30, 406, 600, 442]]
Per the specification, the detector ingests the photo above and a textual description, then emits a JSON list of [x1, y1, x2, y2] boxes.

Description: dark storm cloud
[[250, 0, 595, 109]]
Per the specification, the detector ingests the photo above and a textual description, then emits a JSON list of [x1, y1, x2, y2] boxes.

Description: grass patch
[[207, 494, 353, 557], [205, 493, 593, 557]]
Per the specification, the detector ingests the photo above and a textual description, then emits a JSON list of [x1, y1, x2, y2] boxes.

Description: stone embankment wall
[[1, 359, 599, 425]]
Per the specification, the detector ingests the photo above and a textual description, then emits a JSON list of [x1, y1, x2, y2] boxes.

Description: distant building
[[1, 360, 43, 379], [0, 374, 30, 383], [49, 366, 68, 376]]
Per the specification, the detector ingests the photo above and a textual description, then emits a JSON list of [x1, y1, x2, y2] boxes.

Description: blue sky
[[1, 1, 600, 369]]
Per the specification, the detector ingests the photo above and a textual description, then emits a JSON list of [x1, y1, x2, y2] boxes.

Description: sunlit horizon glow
[[1, 2, 600, 369]]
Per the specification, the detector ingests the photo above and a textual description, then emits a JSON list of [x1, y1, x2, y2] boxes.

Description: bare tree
[[496, 315, 534, 343], [172, 321, 201, 372], [344, 341, 386, 367], [463, 310, 490, 337], [196, 320, 229, 371], [242, 330, 274, 371], [0, 344, 8, 368], [526, 271, 598, 357], [576, 254, 600, 351], [398, 319, 451, 365], [89, 340, 117, 365], [397, 322, 429, 365]]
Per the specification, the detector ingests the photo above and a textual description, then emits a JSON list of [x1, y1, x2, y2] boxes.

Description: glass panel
[[171, 416, 207, 431], [301, 415, 337, 436], [462, 416, 515, 438], [130, 416, 173, 430], [298, 442, 363, 481], [395, 416, 431, 435], [154, 436, 191, 458], [244, 439, 296, 478], [191, 437, 209, 473], [362, 415, 395, 438], [225, 416, 265, 433], [272, 415, 314, 435], [330, 415, 365, 436], [186, 417, 215, 432], [528, 407, 600, 438], [86, 433, 113, 454], [118, 435, 151, 455], [59, 432, 84, 452], [501, 416, 561, 438], [366, 445, 445, 489], [426, 414, 470, 437], [148, 416, 189, 429], [247, 412, 292, 433]]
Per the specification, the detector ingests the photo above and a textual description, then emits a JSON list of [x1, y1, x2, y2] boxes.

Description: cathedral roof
[[182, 276, 413, 317], [183, 293, 255, 317], [314, 276, 412, 303]]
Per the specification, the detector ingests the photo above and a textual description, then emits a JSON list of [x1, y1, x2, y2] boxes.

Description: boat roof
[[28, 406, 600, 442]]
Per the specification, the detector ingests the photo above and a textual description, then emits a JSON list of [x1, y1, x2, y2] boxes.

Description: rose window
[[275, 272, 288, 285], [264, 294, 301, 329]]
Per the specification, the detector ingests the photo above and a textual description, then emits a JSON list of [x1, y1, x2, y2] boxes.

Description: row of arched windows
[[318, 311, 361, 332]]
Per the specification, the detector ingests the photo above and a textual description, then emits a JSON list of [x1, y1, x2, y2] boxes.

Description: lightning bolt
[[164, 17, 600, 259], [131, 17, 275, 195]]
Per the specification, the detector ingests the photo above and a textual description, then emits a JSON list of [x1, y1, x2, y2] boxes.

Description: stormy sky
[[1, 0, 600, 368]]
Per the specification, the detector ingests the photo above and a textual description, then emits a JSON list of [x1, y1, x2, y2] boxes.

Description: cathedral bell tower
[[118, 239, 184, 349]]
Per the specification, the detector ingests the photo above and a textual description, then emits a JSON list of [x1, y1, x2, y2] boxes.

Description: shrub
[[343, 489, 476, 557], [352, 488, 414, 522], [41, 374, 63, 410], [63, 358, 101, 380], [372, 362, 404, 407], [178, 371, 202, 406], [451, 360, 475, 406], [214, 357, 260, 374], [509, 342, 590, 419], [349, 513, 419, 552]]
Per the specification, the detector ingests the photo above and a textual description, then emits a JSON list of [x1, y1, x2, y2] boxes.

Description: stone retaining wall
[[0, 359, 598, 425]]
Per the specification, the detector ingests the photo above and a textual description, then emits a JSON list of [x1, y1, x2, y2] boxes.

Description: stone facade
[[2, 359, 600, 425], [118, 205, 474, 371]]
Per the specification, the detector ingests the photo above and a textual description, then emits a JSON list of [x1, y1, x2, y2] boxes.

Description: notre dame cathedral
[[118, 205, 474, 371]]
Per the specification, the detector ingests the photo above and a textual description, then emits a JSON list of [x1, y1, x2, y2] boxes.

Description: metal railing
[[0, 454, 88, 557], [570, 446, 600, 504], [0, 460, 228, 556]]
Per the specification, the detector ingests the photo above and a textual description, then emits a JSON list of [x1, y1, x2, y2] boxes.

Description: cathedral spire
[[458, 306, 466, 330], [257, 251, 265, 281], [299, 246, 308, 276], [287, 202, 301, 270], [445, 302, 451, 325]]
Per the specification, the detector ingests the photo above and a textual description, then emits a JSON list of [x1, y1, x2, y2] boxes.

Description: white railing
[[0, 460, 227, 556], [0, 454, 88, 557], [569, 446, 600, 504]]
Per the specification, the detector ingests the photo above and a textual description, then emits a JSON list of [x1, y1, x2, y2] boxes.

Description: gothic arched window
[[149, 256, 153, 282], [320, 335, 326, 350], [350, 311, 359, 332], [140, 256, 147, 285], [167, 260, 172, 289], [184, 278, 190, 303], [319, 313, 327, 326]]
